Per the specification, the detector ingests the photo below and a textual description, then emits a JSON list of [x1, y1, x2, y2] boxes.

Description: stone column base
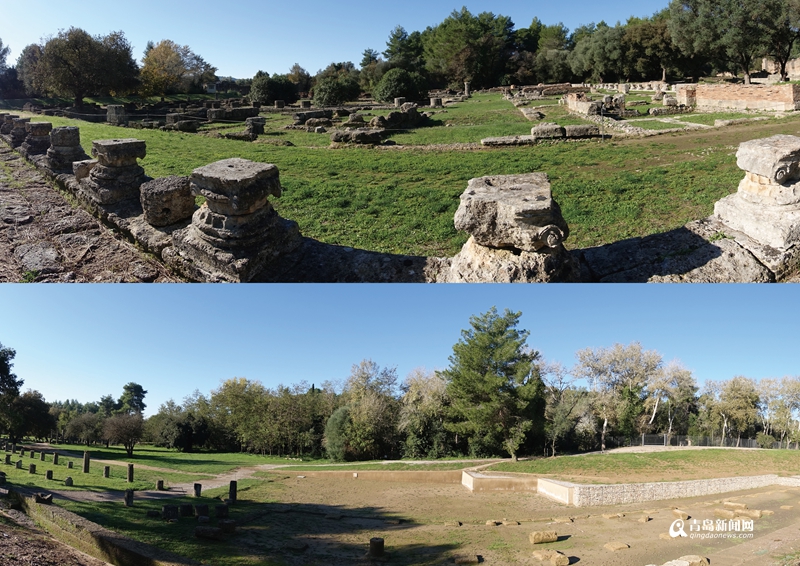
[[714, 193, 800, 250]]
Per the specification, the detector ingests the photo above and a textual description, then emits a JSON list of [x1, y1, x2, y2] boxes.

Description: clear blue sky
[[0, 284, 797, 417], [1, 0, 670, 79]]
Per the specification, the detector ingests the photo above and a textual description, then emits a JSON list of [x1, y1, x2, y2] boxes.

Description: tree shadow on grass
[[53, 494, 462, 566]]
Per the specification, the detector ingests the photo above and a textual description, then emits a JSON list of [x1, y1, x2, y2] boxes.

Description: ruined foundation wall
[[571, 475, 800, 507], [13, 488, 201, 566], [691, 84, 800, 111]]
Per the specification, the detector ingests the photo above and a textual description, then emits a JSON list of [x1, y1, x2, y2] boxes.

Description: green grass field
[[11, 93, 800, 256]]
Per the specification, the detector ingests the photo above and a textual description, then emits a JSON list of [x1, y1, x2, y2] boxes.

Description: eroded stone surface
[[140, 176, 195, 227], [190, 158, 280, 216], [453, 173, 569, 252], [91, 139, 146, 168], [47, 127, 89, 171], [736, 135, 800, 184]]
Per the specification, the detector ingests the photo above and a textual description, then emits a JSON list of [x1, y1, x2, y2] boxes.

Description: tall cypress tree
[[440, 307, 544, 460]]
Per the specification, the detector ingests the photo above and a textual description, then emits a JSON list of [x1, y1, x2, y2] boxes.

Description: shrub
[[756, 432, 776, 449], [372, 68, 427, 103], [313, 76, 360, 106], [249, 72, 298, 105]]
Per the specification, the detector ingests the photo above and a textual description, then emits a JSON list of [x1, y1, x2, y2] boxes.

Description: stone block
[[190, 158, 281, 216], [91, 139, 146, 168], [162, 504, 179, 520], [715, 193, 800, 249], [219, 519, 236, 534], [604, 541, 629, 551], [529, 530, 558, 544], [532, 123, 565, 138], [736, 135, 800, 185], [140, 176, 195, 226], [565, 124, 600, 138], [26, 122, 52, 137], [532, 549, 569, 565], [331, 129, 384, 144], [672, 509, 690, 520], [714, 508, 736, 519], [394, 97, 406, 107], [73, 160, 97, 181], [453, 173, 570, 252], [274, 100, 285, 109], [678, 556, 709, 566], [180, 503, 194, 517], [194, 504, 209, 517], [166, 113, 182, 125]]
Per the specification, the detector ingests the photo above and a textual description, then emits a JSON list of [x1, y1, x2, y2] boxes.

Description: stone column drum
[[165, 158, 301, 282], [0, 115, 19, 135], [20, 122, 53, 156], [106, 105, 127, 126], [10, 118, 31, 147], [715, 135, 800, 250], [440, 172, 578, 283], [79, 139, 147, 205], [46, 127, 89, 171]]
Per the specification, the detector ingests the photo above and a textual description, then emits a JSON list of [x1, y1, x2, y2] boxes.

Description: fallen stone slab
[[714, 508, 736, 519], [480, 135, 537, 146], [723, 501, 748, 510], [529, 530, 558, 544], [453, 555, 480, 564], [532, 548, 570, 565], [678, 555, 709, 566], [672, 509, 690, 521], [604, 541, 629, 551]]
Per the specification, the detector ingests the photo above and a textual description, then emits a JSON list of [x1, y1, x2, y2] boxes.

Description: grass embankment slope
[[492, 448, 800, 484], [14, 93, 800, 256]]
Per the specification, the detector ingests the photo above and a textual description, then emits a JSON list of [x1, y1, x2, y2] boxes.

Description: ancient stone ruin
[[46, 126, 90, 171], [715, 135, 800, 252], [164, 158, 301, 282], [19, 122, 53, 158], [677, 83, 800, 111], [77, 139, 147, 205], [438, 173, 579, 282]]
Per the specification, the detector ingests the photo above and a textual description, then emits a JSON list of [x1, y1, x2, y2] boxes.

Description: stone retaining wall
[[536, 474, 800, 507], [461, 471, 539, 492], [12, 488, 201, 566], [677, 84, 800, 111], [299, 470, 463, 484]]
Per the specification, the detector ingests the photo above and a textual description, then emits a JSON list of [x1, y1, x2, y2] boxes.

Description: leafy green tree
[[36, 27, 139, 107], [5, 391, 54, 443], [287, 63, 312, 94], [384, 26, 426, 71], [249, 71, 299, 105], [14, 44, 42, 96], [140, 39, 216, 95], [761, 0, 800, 81], [312, 75, 360, 106], [65, 411, 102, 446], [622, 14, 687, 81], [424, 8, 516, 88], [718, 376, 759, 445], [568, 22, 626, 82], [399, 368, 450, 458], [104, 413, 144, 456], [0, 342, 23, 436], [118, 382, 147, 414], [372, 68, 427, 102], [440, 307, 544, 460], [342, 360, 400, 460], [324, 405, 351, 461], [0, 38, 9, 71], [668, 0, 769, 83]]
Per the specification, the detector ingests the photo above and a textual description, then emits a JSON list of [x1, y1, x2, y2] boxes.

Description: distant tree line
[[3, 306, 800, 460], [2, 1, 799, 107]]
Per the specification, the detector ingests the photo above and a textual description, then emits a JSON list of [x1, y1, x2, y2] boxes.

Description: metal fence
[[622, 434, 800, 450]]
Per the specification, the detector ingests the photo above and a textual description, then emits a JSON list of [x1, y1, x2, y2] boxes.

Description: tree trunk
[[661, 66, 666, 83], [648, 396, 660, 426], [601, 417, 608, 452]]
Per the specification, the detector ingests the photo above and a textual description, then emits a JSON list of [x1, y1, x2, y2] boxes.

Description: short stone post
[[64, 477, 73, 486], [53, 453, 58, 465], [0, 472, 5, 485], [0, 115, 19, 135], [300, 100, 311, 109], [68, 461, 74, 469], [430, 97, 442, 108], [46, 127, 89, 172], [156, 479, 164, 491], [394, 97, 406, 107], [80, 139, 147, 206], [464, 81, 471, 97], [20, 448, 25, 457], [103, 466, 110, 478], [82, 451, 90, 474], [11, 444, 16, 454], [4, 454, 11, 465], [46, 470, 53, 480], [127, 463, 134, 483], [229, 480, 237, 504], [29, 463, 36, 474], [30, 450, 35, 458], [20, 122, 53, 156], [369, 537, 385, 558], [274, 100, 285, 109], [106, 105, 127, 126], [124, 489, 133, 507], [10, 118, 31, 147], [193, 483, 202, 497], [15, 460, 22, 469]]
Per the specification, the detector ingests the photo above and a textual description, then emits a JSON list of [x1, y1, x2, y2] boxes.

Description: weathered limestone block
[[331, 129, 385, 144], [207, 109, 226, 122], [715, 135, 800, 249], [663, 95, 678, 107], [532, 549, 569, 565], [162, 504, 179, 521], [394, 97, 406, 107], [166, 113, 182, 125], [529, 531, 558, 544], [80, 139, 147, 205], [47, 126, 90, 171], [20, 122, 53, 156], [106, 105, 127, 125], [165, 158, 301, 282], [532, 123, 565, 139], [678, 556, 709, 566], [300, 100, 312, 109], [453, 173, 570, 252], [274, 100, 285, 109], [245, 117, 266, 135], [73, 159, 98, 181], [0, 115, 19, 135], [604, 541, 629, 551], [140, 176, 195, 226], [10, 118, 31, 147], [565, 124, 600, 138], [430, 97, 443, 107]]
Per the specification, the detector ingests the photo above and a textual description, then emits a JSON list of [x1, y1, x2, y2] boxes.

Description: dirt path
[[0, 145, 178, 282]]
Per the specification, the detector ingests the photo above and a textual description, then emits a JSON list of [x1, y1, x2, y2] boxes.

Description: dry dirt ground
[[0, 145, 177, 282]]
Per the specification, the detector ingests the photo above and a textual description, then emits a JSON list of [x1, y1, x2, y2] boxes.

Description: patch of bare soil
[[0, 146, 178, 282], [0, 503, 110, 566], [234, 473, 800, 566]]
